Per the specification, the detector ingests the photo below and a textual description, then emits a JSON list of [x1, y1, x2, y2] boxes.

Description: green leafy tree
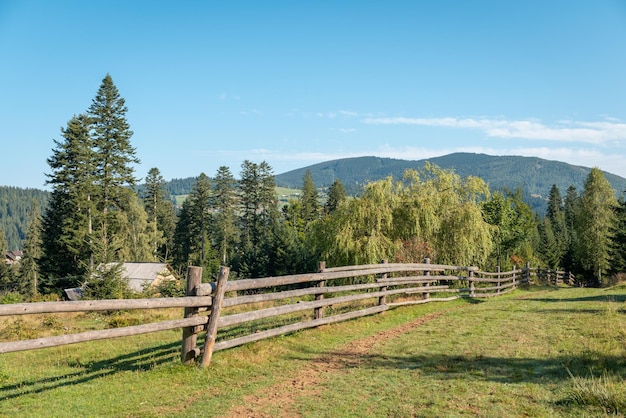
[[87, 74, 139, 265], [18, 199, 42, 298], [482, 189, 537, 270], [116, 195, 155, 262], [313, 164, 493, 267], [574, 168, 617, 286]]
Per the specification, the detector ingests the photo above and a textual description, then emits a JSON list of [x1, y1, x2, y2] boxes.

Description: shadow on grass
[[293, 349, 626, 384], [0, 341, 180, 402], [525, 294, 626, 303]]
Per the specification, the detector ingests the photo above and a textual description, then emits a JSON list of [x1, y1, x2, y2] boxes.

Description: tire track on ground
[[225, 311, 445, 417]]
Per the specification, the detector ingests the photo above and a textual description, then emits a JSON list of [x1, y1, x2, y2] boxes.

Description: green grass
[[1, 286, 625, 416]]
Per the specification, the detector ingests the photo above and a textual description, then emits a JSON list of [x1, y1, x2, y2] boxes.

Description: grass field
[[1, 285, 625, 417]]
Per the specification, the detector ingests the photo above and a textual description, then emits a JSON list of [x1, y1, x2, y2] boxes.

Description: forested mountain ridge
[[0, 187, 49, 250], [274, 153, 626, 211]]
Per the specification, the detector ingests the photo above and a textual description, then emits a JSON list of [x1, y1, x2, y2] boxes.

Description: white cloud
[[361, 116, 626, 144], [338, 128, 356, 133]]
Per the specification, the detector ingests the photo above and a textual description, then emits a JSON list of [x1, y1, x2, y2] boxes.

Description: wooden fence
[[0, 261, 551, 367]]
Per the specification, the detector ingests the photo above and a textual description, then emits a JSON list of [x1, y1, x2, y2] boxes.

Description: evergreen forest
[[2, 74, 626, 300]]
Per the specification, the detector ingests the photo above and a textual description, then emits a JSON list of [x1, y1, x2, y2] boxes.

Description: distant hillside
[[274, 153, 626, 214], [0, 187, 50, 250]]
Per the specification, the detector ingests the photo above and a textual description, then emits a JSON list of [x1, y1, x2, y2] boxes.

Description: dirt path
[[225, 311, 444, 417]]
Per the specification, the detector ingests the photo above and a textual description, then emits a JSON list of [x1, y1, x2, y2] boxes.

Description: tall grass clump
[[562, 368, 626, 415]]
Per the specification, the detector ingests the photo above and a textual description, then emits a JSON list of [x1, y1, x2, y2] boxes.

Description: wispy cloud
[[361, 117, 626, 144], [338, 128, 356, 133]]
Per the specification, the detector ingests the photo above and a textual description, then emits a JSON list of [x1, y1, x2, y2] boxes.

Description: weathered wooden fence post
[[525, 261, 530, 285], [181, 266, 203, 364], [314, 261, 326, 320], [469, 268, 475, 297], [378, 259, 388, 306], [423, 258, 431, 300], [512, 265, 517, 289], [496, 265, 501, 295], [201, 266, 230, 368]]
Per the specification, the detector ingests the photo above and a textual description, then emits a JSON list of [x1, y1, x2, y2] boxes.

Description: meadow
[[1, 285, 625, 417]]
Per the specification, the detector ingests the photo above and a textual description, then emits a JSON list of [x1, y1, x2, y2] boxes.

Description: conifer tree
[[210, 166, 238, 265], [19, 199, 42, 298], [235, 160, 278, 277], [143, 167, 176, 261], [87, 74, 139, 264], [575, 168, 617, 286], [324, 179, 346, 215], [300, 170, 320, 223], [40, 114, 95, 290]]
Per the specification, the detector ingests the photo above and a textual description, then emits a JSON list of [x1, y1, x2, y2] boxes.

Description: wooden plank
[[217, 291, 388, 327], [0, 316, 208, 354], [0, 296, 213, 316], [201, 267, 229, 368], [213, 305, 388, 352]]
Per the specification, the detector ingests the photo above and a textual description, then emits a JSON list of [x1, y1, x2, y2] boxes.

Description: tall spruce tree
[[546, 184, 568, 267], [210, 166, 238, 265], [40, 114, 95, 291], [610, 196, 626, 275], [324, 179, 346, 215], [87, 74, 139, 265], [143, 167, 176, 261], [300, 170, 320, 223], [235, 160, 278, 278], [574, 168, 617, 286]]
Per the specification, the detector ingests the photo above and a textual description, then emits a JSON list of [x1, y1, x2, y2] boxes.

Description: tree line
[[1, 75, 625, 300]]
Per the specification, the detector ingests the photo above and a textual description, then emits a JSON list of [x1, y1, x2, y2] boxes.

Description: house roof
[[104, 262, 174, 292]]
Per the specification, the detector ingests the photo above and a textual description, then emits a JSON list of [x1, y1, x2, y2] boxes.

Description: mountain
[[274, 153, 626, 213]]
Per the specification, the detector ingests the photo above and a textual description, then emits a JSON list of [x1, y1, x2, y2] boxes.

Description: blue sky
[[2, 1, 626, 189]]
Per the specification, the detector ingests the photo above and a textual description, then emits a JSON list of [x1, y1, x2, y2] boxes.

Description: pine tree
[[143, 167, 176, 261], [324, 179, 346, 215], [575, 168, 617, 286], [235, 161, 278, 278], [563, 185, 579, 272], [210, 166, 238, 265], [18, 199, 42, 298], [546, 184, 568, 268], [87, 74, 139, 265], [300, 170, 320, 223], [40, 114, 95, 291], [610, 196, 626, 274], [189, 174, 213, 266]]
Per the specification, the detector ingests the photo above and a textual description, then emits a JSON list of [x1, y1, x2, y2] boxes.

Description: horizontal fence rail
[[0, 261, 565, 367]]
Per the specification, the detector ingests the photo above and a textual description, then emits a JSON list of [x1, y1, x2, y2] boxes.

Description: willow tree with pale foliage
[[312, 163, 493, 267]]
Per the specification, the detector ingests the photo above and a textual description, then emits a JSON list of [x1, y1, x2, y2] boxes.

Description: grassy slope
[[1, 285, 625, 417]]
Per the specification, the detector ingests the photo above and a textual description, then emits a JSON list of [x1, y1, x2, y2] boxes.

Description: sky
[[2, 1, 626, 189]]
